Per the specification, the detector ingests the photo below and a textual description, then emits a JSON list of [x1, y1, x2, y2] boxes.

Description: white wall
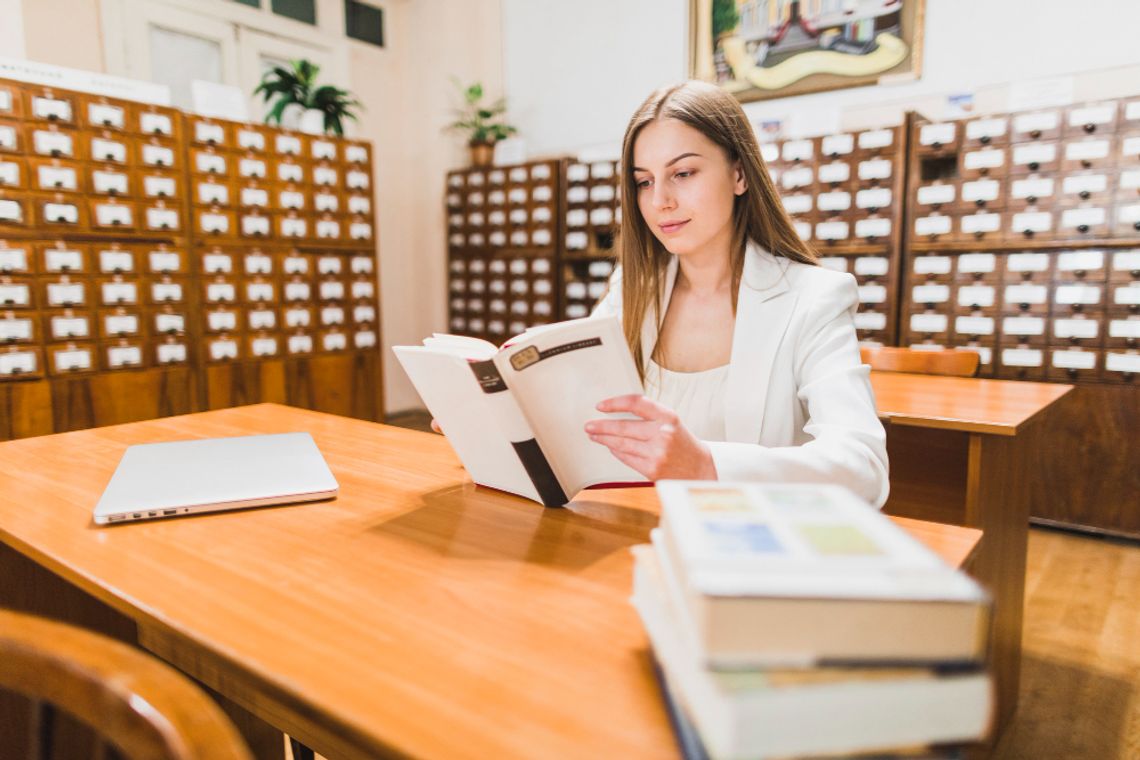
[[503, 0, 1140, 154]]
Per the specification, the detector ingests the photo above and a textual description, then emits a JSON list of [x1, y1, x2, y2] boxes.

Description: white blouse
[[644, 359, 730, 442]]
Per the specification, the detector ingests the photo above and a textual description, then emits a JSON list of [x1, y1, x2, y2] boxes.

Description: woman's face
[[632, 118, 746, 258]]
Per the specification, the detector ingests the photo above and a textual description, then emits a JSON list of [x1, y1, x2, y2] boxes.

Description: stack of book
[[632, 481, 994, 760]]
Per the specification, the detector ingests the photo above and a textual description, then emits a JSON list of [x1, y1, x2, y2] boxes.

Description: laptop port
[[163, 509, 177, 515]]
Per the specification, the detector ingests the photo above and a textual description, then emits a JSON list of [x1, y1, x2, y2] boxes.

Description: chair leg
[[289, 736, 316, 760]]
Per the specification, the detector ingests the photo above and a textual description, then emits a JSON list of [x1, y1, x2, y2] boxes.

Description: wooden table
[[0, 404, 981, 760], [869, 371, 1073, 735]]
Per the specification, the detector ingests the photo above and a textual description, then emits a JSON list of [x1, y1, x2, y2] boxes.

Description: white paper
[[1069, 104, 1115, 128], [1113, 251, 1140, 272], [239, 158, 266, 178], [1058, 250, 1104, 272], [249, 336, 278, 356], [792, 220, 811, 241], [1002, 348, 1043, 367], [1004, 286, 1047, 305], [963, 149, 1005, 170], [93, 170, 128, 194], [817, 162, 850, 184], [285, 308, 311, 328], [821, 134, 854, 156], [155, 313, 184, 333], [33, 130, 73, 156], [209, 340, 238, 360], [143, 176, 177, 198], [289, 335, 314, 354], [207, 311, 237, 331], [856, 188, 891, 209], [347, 170, 370, 190], [1109, 320, 1140, 339], [1121, 170, 1140, 191], [1060, 207, 1106, 229], [1012, 211, 1052, 233], [533, 186, 553, 202], [1053, 318, 1099, 339], [1065, 140, 1110, 162], [44, 203, 79, 224], [857, 284, 887, 303], [910, 314, 947, 333], [1062, 174, 1109, 198], [0, 126, 17, 150], [960, 213, 1001, 234], [853, 311, 887, 330], [197, 182, 228, 205], [858, 159, 891, 181], [1007, 253, 1049, 272], [45, 249, 82, 272], [54, 348, 92, 371], [142, 144, 174, 167], [238, 129, 265, 151], [276, 134, 302, 155], [106, 345, 142, 368], [958, 253, 996, 273], [919, 123, 955, 146], [1114, 285, 1140, 306], [856, 218, 891, 238], [207, 283, 236, 302], [1012, 143, 1056, 166], [103, 315, 136, 336], [1106, 353, 1140, 373], [314, 167, 338, 186], [917, 184, 955, 205], [966, 118, 1007, 140], [346, 145, 369, 163], [156, 343, 186, 363], [204, 253, 233, 274], [32, 96, 71, 122], [354, 305, 376, 323], [322, 332, 347, 351], [589, 184, 615, 202], [912, 284, 950, 303], [1055, 285, 1102, 305], [857, 129, 893, 150], [815, 221, 849, 240], [38, 165, 77, 191], [914, 256, 951, 275], [0, 351, 35, 375], [961, 179, 1000, 202], [915, 215, 952, 236], [321, 306, 344, 325], [140, 113, 172, 136], [102, 282, 137, 305], [853, 257, 889, 276], [782, 140, 813, 162], [0, 199, 22, 222], [0, 318, 32, 341], [1011, 177, 1054, 200], [781, 167, 814, 189], [956, 316, 994, 335], [816, 191, 849, 212], [957, 285, 996, 307], [196, 153, 226, 174], [1051, 349, 1096, 370], [195, 123, 225, 145], [0, 160, 18, 186], [278, 163, 304, 183], [0, 248, 28, 272]]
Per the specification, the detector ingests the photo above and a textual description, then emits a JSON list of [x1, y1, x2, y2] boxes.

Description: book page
[[393, 347, 539, 501], [494, 316, 647, 494]]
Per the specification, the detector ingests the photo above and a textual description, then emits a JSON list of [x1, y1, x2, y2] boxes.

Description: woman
[[584, 80, 889, 507]]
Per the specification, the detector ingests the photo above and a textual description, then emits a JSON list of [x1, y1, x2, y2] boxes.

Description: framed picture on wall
[[690, 0, 926, 103]]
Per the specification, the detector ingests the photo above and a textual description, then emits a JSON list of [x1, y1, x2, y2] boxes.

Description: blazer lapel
[[638, 255, 680, 370], [724, 242, 798, 443]]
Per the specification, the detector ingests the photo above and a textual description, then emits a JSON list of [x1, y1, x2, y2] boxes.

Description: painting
[[690, 0, 925, 102]]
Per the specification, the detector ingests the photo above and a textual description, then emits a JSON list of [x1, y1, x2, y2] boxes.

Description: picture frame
[[690, 0, 926, 103]]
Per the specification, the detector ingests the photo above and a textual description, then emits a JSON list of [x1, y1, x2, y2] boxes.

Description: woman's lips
[[659, 219, 690, 234]]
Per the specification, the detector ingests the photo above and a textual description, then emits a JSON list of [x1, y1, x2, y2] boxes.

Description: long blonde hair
[[617, 80, 817, 377]]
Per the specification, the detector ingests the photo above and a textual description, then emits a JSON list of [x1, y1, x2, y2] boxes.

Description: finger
[[583, 418, 657, 440], [605, 447, 656, 480], [430, 418, 442, 434], [597, 394, 675, 422], [588, 432, 651, 458]]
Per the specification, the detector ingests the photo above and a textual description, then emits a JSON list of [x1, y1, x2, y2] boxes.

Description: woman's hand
[[430, 419, 442, 434], [584, 395, 718, 481]]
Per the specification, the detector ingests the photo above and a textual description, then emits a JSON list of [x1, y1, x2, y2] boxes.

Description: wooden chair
[[860, 346, 980, 377], [0, 609, 252, 760]]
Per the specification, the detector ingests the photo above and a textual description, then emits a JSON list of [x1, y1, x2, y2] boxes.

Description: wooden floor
[[379, 411, 1139, 759]]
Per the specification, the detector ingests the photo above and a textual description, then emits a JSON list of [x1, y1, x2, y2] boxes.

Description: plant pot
[[469, 141, 494, 167], [299, 108, 326, 135], [279, 102, 305, 130]]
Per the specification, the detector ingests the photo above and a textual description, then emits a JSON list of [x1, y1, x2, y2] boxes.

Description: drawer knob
[[1030, 129, 1042, 138], [1028, 162, 1040, 171], [1067, 367, 1078, 378], [1075, 270, 1086, 278], [1019, 302, 1030, 311], [1027, 195, 1038, 203], [47, 113, 58, 122], [1073, 303, 1084, 313], [1079, 190, 1091, 200], [1081, 160, 1092, 169], [980, 135, 991, 145], [1023, 229, 1035, 238], [1133, 222, 1140, 231], [102, 119, 112, 127], [1130, 269, 1140, 278], [1129, 304, 1139, 313], [50, 149, 62, 158], [1127, 337, 1137, 348], [1083, 123, 1096, 134], [1078, 224, 1090, 233], [975, 199, 986, 207], [974, 231, 985, 239], [932, 141, 943, 149]]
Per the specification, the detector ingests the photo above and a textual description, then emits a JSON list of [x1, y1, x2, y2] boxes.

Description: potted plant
[[254, 59, 361, 136], [447, 80, 517, 167]]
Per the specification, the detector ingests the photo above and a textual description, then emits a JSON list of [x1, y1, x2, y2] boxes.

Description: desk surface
[[0, 404, 982, 760], [870, 371, 1073, 436]]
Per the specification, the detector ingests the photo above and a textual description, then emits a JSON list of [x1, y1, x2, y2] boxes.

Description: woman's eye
[[636, 179, 652, 189], [675, 170, 692, 179]]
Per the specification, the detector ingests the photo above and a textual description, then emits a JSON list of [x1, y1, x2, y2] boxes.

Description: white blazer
[[592, 240, 889, 508]]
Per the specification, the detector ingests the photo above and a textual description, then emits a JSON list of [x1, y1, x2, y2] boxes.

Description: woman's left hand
[[585, 395, 718, 481]]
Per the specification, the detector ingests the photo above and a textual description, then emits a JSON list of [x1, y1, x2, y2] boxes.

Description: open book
[[393, 316, 647, 506]]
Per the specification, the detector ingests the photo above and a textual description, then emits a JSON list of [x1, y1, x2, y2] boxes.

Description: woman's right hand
[[430, 418, 442, 434]]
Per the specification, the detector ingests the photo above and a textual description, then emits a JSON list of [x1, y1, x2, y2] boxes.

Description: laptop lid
[[94, 432, 338, 525]]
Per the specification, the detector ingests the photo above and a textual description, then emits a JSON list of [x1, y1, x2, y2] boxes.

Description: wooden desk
[[0, 404, 981, 760], [870, 371, 1073, 735]]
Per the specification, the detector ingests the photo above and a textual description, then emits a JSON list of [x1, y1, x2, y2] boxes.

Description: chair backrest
[[0, 610, 252, 760], [860, 346, 980, 377]]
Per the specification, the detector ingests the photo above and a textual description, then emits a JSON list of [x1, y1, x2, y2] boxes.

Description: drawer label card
[[1062, 174, 1108, 196], [276, 135, 302, 155], [248, 310, 276, 330], [1115, 285, 1140, 305], [920, 123, 955, 146], [281, 218, 307, 237], [0, 284, 30, 305], [0, 160, 18, 186], [816, 192, 849, 212], [323, 332, 347, 351], [207, 283, 236, 302], [240, 158, 266, 178], [286, 308, 311, 327], [1014, 111, 1060, 134], [314, 167, 338, 186], [1069, 105, 1115, 127], [958, 285, 996, 307], [33, 97, 71, 121], [347, 170, 370, 189], [961, 179, 1000, 202], [0, 199, 22, 222], [817, 162, 851, 184], [914, 256, 951, 275], [961, 213, 1001, 234], [1112, 251, 1140, 271], [142, 145, 175, 166], [963, 149, 1004, 170], [821, 133, 854, 155], [246, 283, 274, 301], [857, 284, 887, 304], [1004, 285, 1048, 305], [854, 311, 887, 330], [102, 282, 137, 304], [958, 253, 996, 273], [140, 113, 172, 135], [0, 248, 28, 271], [1065, 140, 1110, 161], [858, 129, 893, 149], [0, 318, 32, 340], [0, 351, 36, 374], [108, 345, 142, 367], [912, 284, 950, 303], [38, 165, 77, 190], [1002, 348, 1043, 367], [103, 315, 136, 336], [55, 348, 92, 371], [33, 131, 73, 156], [198, 183, 228, 205], [782, 194, 813, 214], [278, 163, 303, 182], [93, 170, 128, 194], [252, 337, 278, 356], [966, 118, 1007, 139], [1058, 250, 1104, 272], [152, 283, 182, 302], [917, 184, 955, 206], [815, 221, 849, 240], [782, 140, 813, 161], [95, 203, 133, 226], [238, 129, 265, 151], [315, 193, 339, 212], [1011, 177, 1054, 200], [1060, 207, 1106, 229], [857, 159, 891, 180], [48, 282, 84, 306], [1012, 211, 1052, 233], [209, 340, 238, 360], [207, 311, 237, 331], [155, 313, 184, 333], [144, 176, 177, 198], [312, 140, 336, 160], [157, 343, 187, 363], [346, 145, 368, 163], [1106, 353, 1140, 373], [1054, 318, 1099, 339], [855, 218, 891, 238], [1012, 143, 1056, 165], [854, 257, 889, 276], [1007, 253, 1049, 272], [1051, 349, 1096, 370], [956, 316, 994, 335], [856, 188, 891, 209], [781, 167, 814, 188], [1109, 320, 1140, 338], [195, 123, 225, 144], [46, 249, 83, 272], [910, 314, 947, 333], [92, 138, 127, 162], [1055, 284, 1102, 304], [148, 250, 180, 272], [289, 335, 313, 354], [915, 215, 952, 236]]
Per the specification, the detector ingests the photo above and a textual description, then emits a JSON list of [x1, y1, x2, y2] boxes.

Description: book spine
[[469, 359, 568, 507]]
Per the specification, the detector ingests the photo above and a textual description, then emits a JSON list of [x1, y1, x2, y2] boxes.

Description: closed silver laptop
[[94, 432, 338, 525]]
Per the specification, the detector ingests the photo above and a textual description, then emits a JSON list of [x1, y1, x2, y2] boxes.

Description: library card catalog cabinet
[[0, 77, 382, 441], [441, 104, 1140, 537]]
